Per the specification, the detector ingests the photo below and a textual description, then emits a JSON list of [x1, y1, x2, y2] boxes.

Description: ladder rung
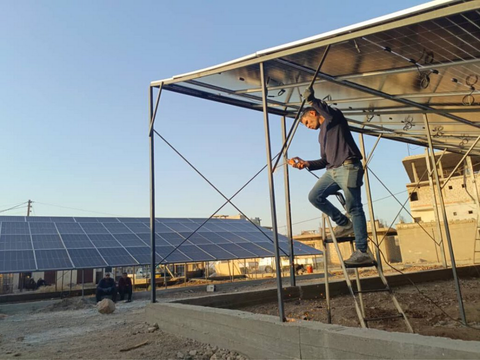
[[354, 288, 389, 294], [345, 261, 377, 268], [324, 236, 355, 244], [364, 314, 404, 322]]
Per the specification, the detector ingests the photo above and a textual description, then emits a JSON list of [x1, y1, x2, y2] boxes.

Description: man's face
[[122, 274, 128, 279], [301, 111, 323, 130], [105, 274, 110, 280]]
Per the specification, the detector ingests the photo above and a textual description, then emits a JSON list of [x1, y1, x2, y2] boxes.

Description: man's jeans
[[308, 162, 368, 252]]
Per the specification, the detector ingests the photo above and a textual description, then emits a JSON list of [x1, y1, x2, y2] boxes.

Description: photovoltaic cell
[[0, 216, 322, 272], [177, 245, 215, 262], [113, 234, 147, 247], [35, 250, 74, 270], [0, 250, 36, 272], [32, 234, 65, 250], [236, 243, 274, 257], [197, 244, 237, 260], [56, 223, 84, 234], [79, 223, 109, 234], [87, 234, 121, 248], [123, 223, 150, 234], [156, 245, 192, 263], [102, 222, 132, 234], [0, 235, 32, 250], [62, 234, 94, 249], [68, 248, 107, 268], [125, 246, 161, 265], [29, 222, 58, 235], [1, 222, 30, 235], [97, 248, 138, 266]]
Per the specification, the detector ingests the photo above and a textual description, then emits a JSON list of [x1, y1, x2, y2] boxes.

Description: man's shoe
[[344, 250, 375, 266], [334, 220, 354, 238]]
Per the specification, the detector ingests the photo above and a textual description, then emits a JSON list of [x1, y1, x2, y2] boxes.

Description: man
[[96, 273, 117, 302], [288, 87, 373, 266], [118, 272, 133, 302]]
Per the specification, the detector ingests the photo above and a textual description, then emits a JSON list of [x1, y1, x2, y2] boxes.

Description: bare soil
[[0, 299, 248, 360], [240, 277, 480, 342]]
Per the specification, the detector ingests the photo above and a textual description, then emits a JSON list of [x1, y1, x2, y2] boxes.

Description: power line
[[0, 202, 29, 214], [34, 201, 122, 216]]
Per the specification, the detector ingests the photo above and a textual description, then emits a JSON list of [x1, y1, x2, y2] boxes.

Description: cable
[[34, 202, 121, 216], [370, 240, 480, 331], [153, 130, 290, 264], [0, 202, 28, 214]]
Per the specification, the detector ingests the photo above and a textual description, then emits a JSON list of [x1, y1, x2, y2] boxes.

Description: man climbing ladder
[[288, 87, 374, 266]]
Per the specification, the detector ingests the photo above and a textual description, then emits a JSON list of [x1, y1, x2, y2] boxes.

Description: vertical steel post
[[423, 114, 467, 325], [281, 117, 296, 287], [358, 134, 382, 271], [81, 269, 84, 298], [424, 148, 447, 267], [260, 62, 285, 322]]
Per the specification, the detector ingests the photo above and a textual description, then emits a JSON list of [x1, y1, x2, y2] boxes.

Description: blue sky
[[1, 0, 428, 234]]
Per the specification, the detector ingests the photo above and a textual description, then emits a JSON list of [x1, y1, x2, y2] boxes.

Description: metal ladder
[[321, 193, 413, 332]]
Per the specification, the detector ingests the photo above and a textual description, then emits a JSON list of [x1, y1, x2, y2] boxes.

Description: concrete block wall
[[397, 219, 477, 263], [146, 302, 480, 359]]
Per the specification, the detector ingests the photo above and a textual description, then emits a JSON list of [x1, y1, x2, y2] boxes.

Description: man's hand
[[302, 87, 315, 102], [288, 157, 309, 170]]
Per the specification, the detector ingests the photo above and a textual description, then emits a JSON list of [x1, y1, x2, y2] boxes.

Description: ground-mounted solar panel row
[[0, 217, 321, 273]]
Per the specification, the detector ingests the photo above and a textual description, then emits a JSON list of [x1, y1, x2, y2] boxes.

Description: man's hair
[[300, 107, 318, 121]]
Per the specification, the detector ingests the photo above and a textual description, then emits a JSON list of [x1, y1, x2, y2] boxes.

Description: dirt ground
[[240, 277, 480, 342], [0, 299, 248, 360], [1, 267, 480, 360]]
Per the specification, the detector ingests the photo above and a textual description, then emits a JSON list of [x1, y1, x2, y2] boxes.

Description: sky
[[1, 0, 430, 235]]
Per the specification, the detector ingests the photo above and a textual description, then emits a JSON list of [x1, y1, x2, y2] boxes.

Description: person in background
[[96, 273, 117, 302], [288, 87, 373, 266], [118, 272, 133, 302]]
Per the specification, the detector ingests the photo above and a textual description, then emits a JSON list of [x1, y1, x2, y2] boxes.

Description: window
[[410, 192, 418, 201], [413, 217, 422, 223], [462, 184, 465, 188], [453, 212, 457, 216], [469, 210, 473, 214], [449, 186, 453, 190]]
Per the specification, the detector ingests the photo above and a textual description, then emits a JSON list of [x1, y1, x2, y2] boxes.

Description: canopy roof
[[152, 0, 480, 155]]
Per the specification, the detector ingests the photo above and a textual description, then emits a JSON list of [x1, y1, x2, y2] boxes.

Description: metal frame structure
[[149, 0, 480, 324]]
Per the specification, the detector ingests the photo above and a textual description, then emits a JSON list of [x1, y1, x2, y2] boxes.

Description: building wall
[[396, 219, 477, 263], [408, 177, 478, 222]]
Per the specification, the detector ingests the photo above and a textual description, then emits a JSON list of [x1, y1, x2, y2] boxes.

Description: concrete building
[[397, 152, 480, 264]]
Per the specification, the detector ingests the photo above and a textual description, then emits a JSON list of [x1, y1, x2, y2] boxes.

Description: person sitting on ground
[[118, 272, 133, 302], [96, 273, 117, 303], [36, 278, 47, 288], [295, 264, 306, 275]]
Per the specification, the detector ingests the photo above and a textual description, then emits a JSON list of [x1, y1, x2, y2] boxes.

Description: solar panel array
[[0, 216, 321, 273]]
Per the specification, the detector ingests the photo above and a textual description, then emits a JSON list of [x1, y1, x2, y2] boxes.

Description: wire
[[0, 202, 29, 214], [34, 202, 122, 216], [153, 130, 290, 264], [371, 240, 480, 331]]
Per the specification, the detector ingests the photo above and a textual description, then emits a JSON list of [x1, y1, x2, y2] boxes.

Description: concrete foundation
[[146, 266, 480, 359], [146, 302, 480, 359]]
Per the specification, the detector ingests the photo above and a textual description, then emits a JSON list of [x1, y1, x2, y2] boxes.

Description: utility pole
[[26, 200, 32, 217]]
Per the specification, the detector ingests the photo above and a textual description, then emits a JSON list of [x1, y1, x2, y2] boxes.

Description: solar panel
[[35, 250, 74, 270], [61, 234, 94, 249], [0, 250, 36, 272], [79, 222, 109, 234], [1, 222, 30, 235], [113, 234, 147, 247], [0, 235, 32, 250], [87, 234, 122, 248], [0, 216, 321, 273], [97, 248, 138, 266], [68, 248, 107, 268], [32, 234, 65, 250], [29, 222, 58, 235]]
